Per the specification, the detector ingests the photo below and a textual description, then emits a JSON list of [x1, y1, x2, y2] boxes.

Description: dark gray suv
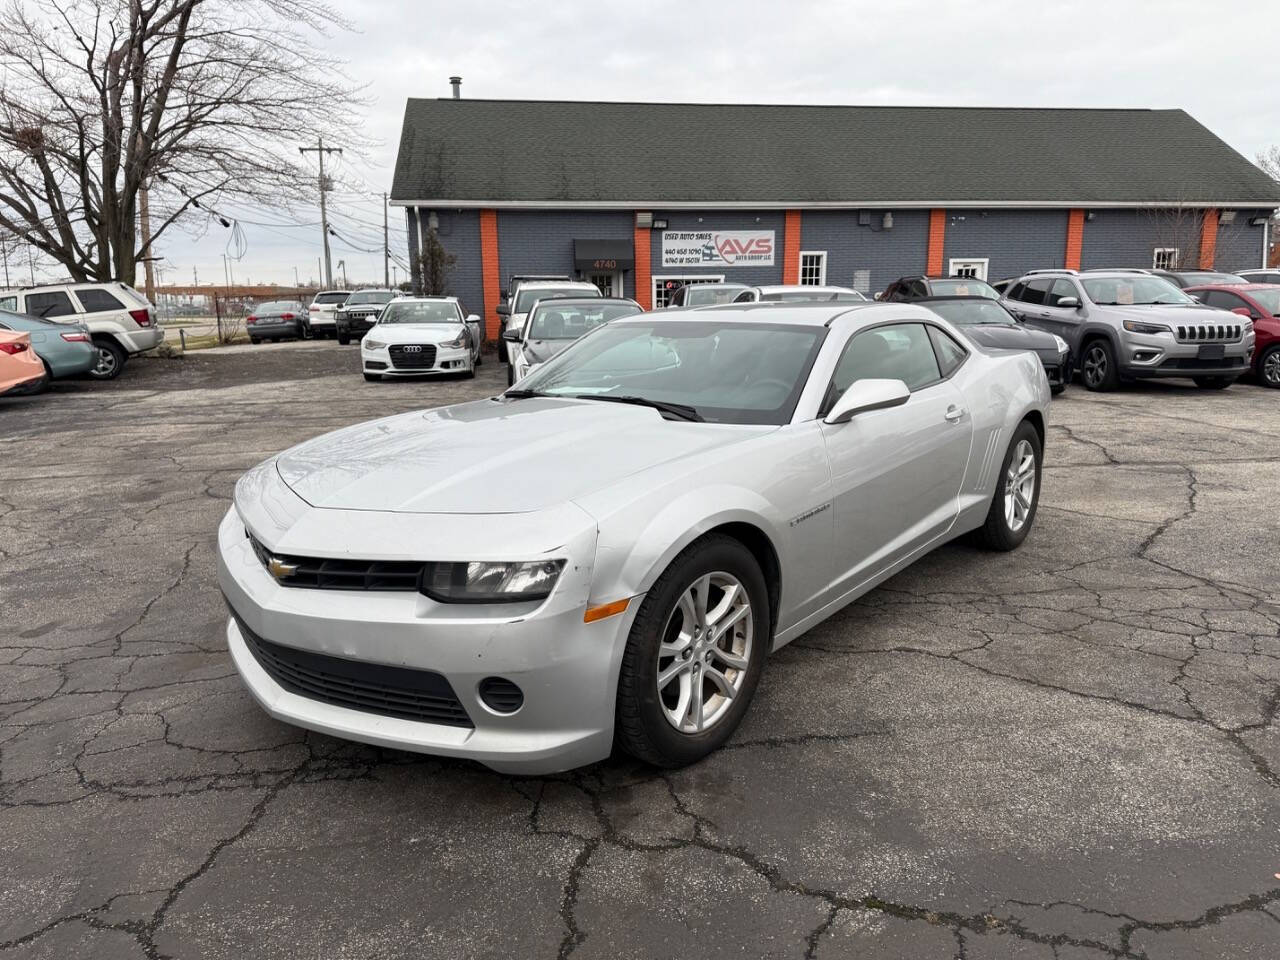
[[1001, 270, 1255, 391]]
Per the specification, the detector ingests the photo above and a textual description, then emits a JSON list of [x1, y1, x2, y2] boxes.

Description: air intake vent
[[478, 677, 524, 714]]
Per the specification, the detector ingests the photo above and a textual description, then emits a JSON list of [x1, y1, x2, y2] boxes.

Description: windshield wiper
[[566, 393, 703, 422], [502, 388, 549, 399]]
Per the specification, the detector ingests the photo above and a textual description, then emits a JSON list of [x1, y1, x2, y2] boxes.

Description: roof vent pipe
[[449, 76, 462, 99]]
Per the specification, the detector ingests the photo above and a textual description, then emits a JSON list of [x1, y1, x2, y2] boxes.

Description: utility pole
[[392, 264, 398, 288], [136, 132, 157, 301], [337, 259, 348, 288], [299, 137, 342, 287], [29, 245, 35, 285], [2, 238, 9, 288], [294, 266, 300, 291], [382, 192, 390, 288], [316, 257, 323, 289]]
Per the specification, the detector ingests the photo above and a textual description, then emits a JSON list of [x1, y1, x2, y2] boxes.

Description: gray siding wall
[[1214, 208, 1270, 271], [405, 208, 421, 292], [1079, 208, 1270, 272], [418, 209, 484, 316], [941, 209, 1070, 282], [497, 211, 635, 298], [799, 210, 929, 294], [650, 212, 787, 296], [1079, 209, 1170, 270]]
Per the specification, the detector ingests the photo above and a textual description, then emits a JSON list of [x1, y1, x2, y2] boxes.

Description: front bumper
[[1034, 350, 1071, 388], [362, 343, 472, 376], [337, 313, 379, 336], [1119, 332, 1253, 380], [216, 504, 635, 774], [246, 320, 301, 339]]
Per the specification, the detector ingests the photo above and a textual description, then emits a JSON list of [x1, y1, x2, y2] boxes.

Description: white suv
[[0, 281, 161, 379], [306, 290, 350, 338], [496, 279, 601, 363]]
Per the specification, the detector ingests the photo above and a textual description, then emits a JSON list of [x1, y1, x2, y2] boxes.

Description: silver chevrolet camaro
[[218, 301, 1049, 773]]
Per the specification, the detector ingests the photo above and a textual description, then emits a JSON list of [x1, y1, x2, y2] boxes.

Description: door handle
[[944, 406, 966, 422]]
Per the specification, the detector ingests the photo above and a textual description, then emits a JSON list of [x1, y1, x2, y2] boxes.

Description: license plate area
[[1197, 343, 1225, 360]]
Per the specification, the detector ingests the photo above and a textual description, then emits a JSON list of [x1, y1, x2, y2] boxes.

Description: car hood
[[1098, 303, 1236, 325], [367, 322, 463, 344], [274, 397, 771, 514], [522, 338, 575, 364], [961, 324, 1061, 355]]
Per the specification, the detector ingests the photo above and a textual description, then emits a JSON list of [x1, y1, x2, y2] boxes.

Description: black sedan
[[918, 296, 1072, 394]]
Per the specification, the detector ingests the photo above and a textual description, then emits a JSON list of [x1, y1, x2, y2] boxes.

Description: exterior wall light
[[882, 212, 893, 230]]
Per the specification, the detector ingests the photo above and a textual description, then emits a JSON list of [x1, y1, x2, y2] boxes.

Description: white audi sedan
[[360, 297, 482, 381], [219, 302, 1048, 774]]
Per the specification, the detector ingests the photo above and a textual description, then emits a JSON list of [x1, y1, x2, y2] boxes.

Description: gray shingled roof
[[391, 100, 1280, 207]]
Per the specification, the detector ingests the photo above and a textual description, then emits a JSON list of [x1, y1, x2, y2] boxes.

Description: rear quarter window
[[74, 288, 126, 313]]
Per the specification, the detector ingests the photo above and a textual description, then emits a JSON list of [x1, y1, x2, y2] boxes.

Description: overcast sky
[[156, 0, 1280, 289]]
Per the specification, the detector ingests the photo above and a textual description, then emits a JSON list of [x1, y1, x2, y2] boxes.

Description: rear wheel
[[1080, 339, 1119, 391], [974, 421, 1042, 551], [1193, 376, 1233, 390], [1258, 346, 1280, 389], [89, 337, 126, 380], [615, 535, 770, 768], [1050, 383, 1066, 396]]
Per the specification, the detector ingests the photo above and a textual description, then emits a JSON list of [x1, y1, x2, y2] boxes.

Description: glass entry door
[[585, 271, 622, 296]]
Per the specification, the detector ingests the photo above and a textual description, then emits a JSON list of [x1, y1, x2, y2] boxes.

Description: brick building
[[390, 98, 1280, 339]]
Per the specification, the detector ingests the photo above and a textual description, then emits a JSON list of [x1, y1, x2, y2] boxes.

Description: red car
[[1185, 284, 1280, 388]]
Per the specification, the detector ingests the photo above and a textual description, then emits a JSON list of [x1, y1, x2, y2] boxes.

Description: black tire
[[337, 335, 350, 346], [363, 373, 380, 382], [615, 534, 771, 768], [1193, 376, 1233, 390], [461, 363, 476, 380], [1258, 345, 1280, 389], [249, 337, 260, 345], [498, 339, 508, 364], [973, 420, 1042, 552], [1080, 339, 1119, 391], [88, 337, 126, 380], [1050, 383, 1066, 396], [506, 363, 515, 387]]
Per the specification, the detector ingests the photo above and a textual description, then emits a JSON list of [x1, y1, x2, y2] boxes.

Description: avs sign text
[[661, 231, 775, 268]]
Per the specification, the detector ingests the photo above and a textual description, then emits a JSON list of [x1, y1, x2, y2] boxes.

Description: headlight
[[420, 560, 565, 603], [364, 339, 386, 350], [1121, 320, 1170, 335], [1053, 335, 1069, 354], [441, 333, 467, 349]]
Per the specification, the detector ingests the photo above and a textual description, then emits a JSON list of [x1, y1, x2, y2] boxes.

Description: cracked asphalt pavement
[[2, 343, 1278, 959]]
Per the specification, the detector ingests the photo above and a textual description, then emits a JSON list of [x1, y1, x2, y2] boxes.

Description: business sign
[[661, 230, 775, 268]]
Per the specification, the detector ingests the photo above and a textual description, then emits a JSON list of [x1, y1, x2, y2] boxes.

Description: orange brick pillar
[[1065, 209, 1085, 270], [926, 209, 946, 275], [783, 210, 802, 284], [1198, 208, 1219, 269], [479, 209, 501, 341], [634, 224, 652, 310]]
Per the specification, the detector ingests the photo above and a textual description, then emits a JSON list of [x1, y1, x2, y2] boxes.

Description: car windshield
[[514, 286, 598, 313], [528, 302, 640, 339], [513, 320, 825, 425], [313, 292, 349, 304], [1081, 277, 1192, 305], [930, 279, 999, 299], [255, 301, 298, 313], [1246, 289, 1280, 313], [684, 285, 748, 305], [346, 291, 394, 305], [378, 301, 460, 324], [924, 300, 1018, 326], [759, 290, 866, 302]]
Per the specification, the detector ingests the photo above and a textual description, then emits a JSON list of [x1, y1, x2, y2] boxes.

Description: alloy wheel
[[1264, 349, 1280, 387], [1003, 439, 1036, 533], [93, 345, 118, 378], [655, 571, 753, 734], [1082, 346, 1106, 388]]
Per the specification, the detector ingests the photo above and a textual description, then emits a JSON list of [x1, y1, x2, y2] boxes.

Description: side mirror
[[1056, 296, 1080, 309], [465, 313, 480, 324], [496, 304, 511, 317], [1230, 306, 1252, 318], [823, 379, 911, 425], [501, 326, 522, 342]]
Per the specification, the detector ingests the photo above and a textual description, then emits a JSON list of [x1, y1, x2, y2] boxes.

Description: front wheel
[[337, 334, 350, 346], [615, 534, 770, 768], [498, 339, 508, 364], [1193, 376, 1233, 390], [973, 421, 1042, 552], [89, 337, 126, 380], [1258, 346, 1280, 389], [1050, 383, 1066, 396], [1080, 340, 1119, 391]]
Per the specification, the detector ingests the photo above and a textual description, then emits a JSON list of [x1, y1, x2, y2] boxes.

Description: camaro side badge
[[789, 502, 831, 527], [268, 557, 299, 579]]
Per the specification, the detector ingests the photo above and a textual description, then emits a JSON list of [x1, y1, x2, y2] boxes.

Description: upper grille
[[1174, 323, 1242, 343], [231, 609, 473, 727], [248, 532, 422, 591], [389, 344, 438, 369]]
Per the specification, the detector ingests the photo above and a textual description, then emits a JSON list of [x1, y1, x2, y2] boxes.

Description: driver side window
[[823, 323, 942, 412]]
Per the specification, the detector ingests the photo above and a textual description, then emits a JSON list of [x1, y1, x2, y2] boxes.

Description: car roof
[[519, 279, 597, 288], [316, 289, 351, 294], [913, 295, 1011, 304], [388, 295, 459, 302], [752, 284, 858, 294], [644, 300, 932, 327], [532, 296, 636, 306], [1184, 282, 1280, 291]]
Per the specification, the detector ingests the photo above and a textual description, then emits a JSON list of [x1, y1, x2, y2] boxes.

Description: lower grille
[[389, 344, 438, 369], [248, 532, 422, 591], [1158, 357, 1246, 371], [1175, 323, 1242, 343], [232, 610, 473, 727]]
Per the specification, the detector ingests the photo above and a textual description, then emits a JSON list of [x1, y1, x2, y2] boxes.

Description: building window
[[653, 275, 725, 309], [1152, 247, 1180, 270], [948, 258, 989, 280], [799, 251, 827, 286]]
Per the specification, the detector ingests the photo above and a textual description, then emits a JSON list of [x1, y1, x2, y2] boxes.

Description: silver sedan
[[218, 302, 1049, 773]]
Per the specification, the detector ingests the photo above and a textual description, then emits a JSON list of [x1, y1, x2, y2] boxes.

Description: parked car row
[[0, 281, 161, 397]]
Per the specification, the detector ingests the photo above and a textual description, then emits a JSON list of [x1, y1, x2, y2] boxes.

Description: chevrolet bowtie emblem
[[268, 557, 298, 579]]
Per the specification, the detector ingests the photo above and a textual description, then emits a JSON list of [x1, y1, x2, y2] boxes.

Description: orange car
[[0, 330, 47, 397]]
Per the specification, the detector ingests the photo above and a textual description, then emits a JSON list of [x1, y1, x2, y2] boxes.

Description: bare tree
[[1258, 147, 1280, 267], [418, 229, 456, 296], [1142, 195, 1251, 271], [0, 0, 364, 286]]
